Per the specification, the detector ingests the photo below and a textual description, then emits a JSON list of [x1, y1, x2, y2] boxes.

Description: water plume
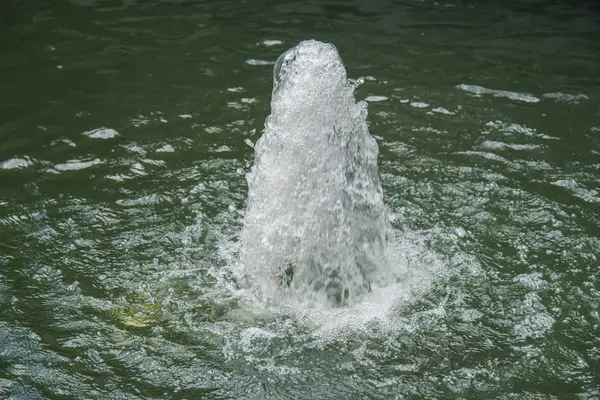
[[239, 40, 391, 307]]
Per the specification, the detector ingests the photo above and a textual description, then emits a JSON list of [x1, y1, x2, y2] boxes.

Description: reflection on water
[[1, 0, 599, 398]]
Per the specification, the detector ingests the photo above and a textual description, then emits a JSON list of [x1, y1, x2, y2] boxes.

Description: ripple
[[513, 293, 554, 340], [430, 107, 454, 115], [156, 144, 175, 153], [551, 179, 600, 203], [130, 162, 147, 175], [457, 84, 540, 103], [543, 92, 589, 103], [83, 127, 119, 139], [141, 158, 166, 167], [53, 158, 103, 171], [212, 145, 232, 153], [105, 173, 133, 182], [116, 193, 171, 207], [50, 138, 77, 148], [485, 120, 559, 140], [455, 151, 517, 167], [364, 95, 388, 102], [0, 157, 33, 170], [130, 116, 150, 127], [122, 142, 147, 156], [260, 39, 284, 47], [480, 140, 541, 151], [246, 59, 275, 66]]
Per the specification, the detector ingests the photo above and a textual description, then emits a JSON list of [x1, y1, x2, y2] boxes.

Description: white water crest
[[239, 40, 393, 307]]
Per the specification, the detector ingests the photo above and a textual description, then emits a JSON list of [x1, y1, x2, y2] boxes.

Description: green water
[[1, 0, 599, 398]]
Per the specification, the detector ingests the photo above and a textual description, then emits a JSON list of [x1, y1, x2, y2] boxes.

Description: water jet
[[239, 40, 391, 307]]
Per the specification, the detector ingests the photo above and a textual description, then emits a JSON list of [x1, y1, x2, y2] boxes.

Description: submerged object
[[239, 40, 391, 307]]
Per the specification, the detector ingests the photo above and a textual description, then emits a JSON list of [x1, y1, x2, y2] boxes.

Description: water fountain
[[239, 40, 392, 307]]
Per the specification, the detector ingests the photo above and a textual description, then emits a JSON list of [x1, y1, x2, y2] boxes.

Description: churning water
[[231, 40, 466, 359]]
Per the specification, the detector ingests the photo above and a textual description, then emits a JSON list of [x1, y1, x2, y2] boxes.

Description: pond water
[[1, 0, 599, 398]]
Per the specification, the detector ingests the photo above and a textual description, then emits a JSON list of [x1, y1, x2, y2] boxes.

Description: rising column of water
[[239, 40, 392, 307]]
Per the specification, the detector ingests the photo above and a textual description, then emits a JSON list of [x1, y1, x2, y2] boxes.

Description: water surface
[[1, 0, 599, 398]]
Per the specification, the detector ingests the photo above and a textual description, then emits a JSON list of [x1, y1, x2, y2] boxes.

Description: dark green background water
[[1, 0, 599, 399]]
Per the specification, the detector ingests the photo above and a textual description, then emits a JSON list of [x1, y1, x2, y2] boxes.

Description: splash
[[239, 40, 392, 307]]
